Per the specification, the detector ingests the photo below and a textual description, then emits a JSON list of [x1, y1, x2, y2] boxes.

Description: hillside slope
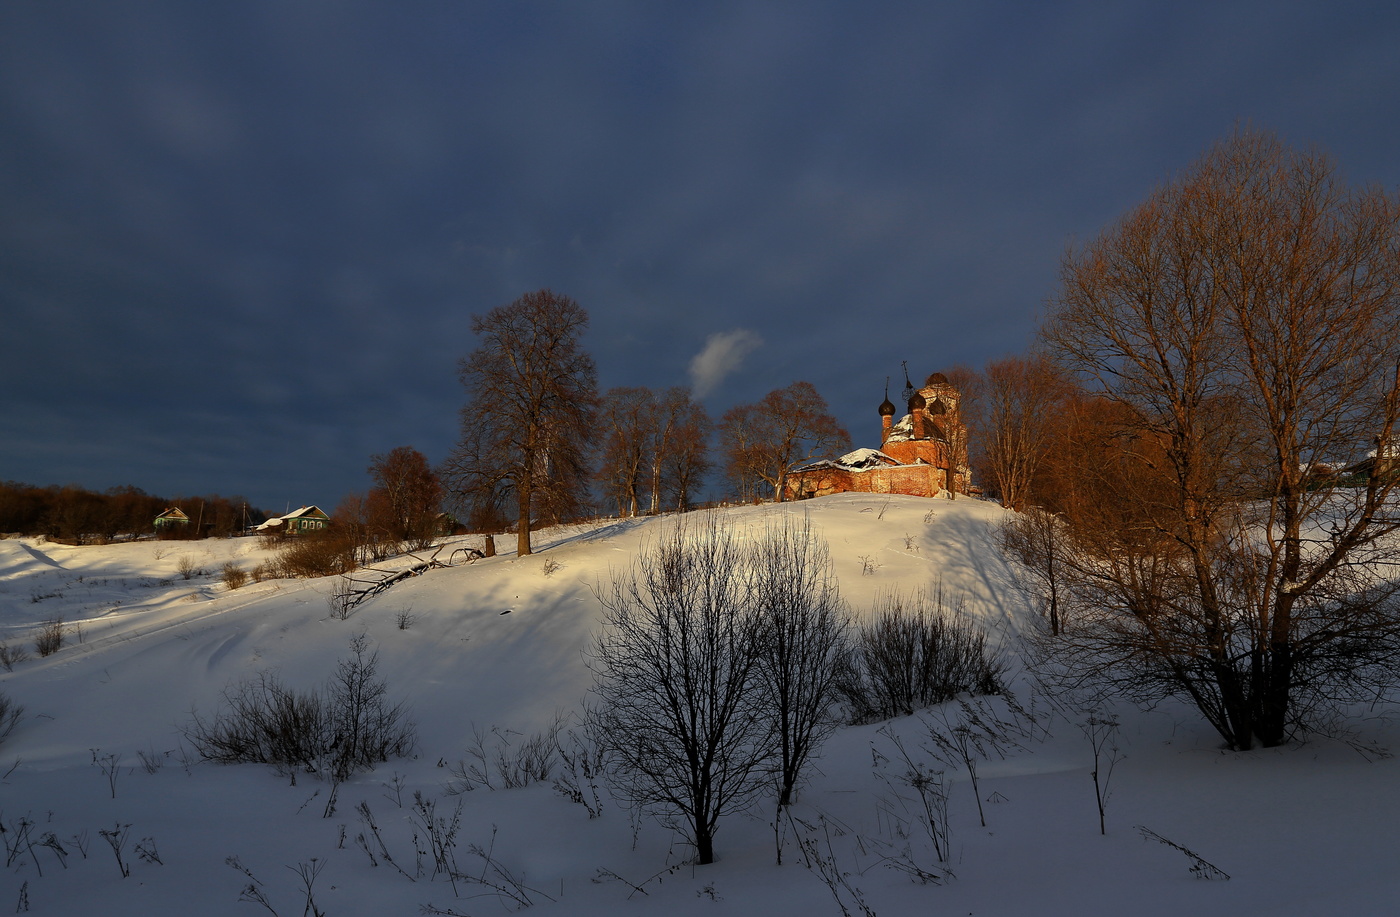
[[1, 495, 1397, 916]]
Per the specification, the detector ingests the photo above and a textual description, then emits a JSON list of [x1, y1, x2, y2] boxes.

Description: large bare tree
[[443, 290, 598, 555], [1034, 128, 1400, 749]]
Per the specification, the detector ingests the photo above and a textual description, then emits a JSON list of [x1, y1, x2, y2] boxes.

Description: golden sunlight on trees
[[367, 446, 442, 550], [719, 382, 850, 503], [1027, 127, 1400, 749], [972, 354, 1076, 512], [443, 290, 599, 556], [596, 386, 712, 517]]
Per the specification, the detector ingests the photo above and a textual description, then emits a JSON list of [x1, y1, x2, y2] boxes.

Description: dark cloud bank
[[3, 1, 1398, 511]]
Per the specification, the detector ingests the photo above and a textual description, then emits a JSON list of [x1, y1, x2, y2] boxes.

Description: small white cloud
[[689, 329, 763, 399]]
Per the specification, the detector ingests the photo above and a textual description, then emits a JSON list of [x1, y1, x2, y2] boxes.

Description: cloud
[[688, 329, 763, 399]]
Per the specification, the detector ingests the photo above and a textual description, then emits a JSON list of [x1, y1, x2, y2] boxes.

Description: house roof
[[281, 505, 329, 520]]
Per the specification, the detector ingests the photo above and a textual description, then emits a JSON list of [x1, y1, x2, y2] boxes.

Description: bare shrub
[[136, 745, 164, 775], [0, 690, 23, 747], [0, 642, 29, 672], [325, 635, 416, 782], [183, 636, 414, 781], [553, 716, 606, 818], [446, 716, 565, 793], [328, 577, 356, 621], [875, 725, 952, 875], [34, 618, 64, 657], [220, 562, 248, 590], [272, 533, 359, 578], [184, 671, 329, 775], [837, 585, 1003, 723], [176, 555, 203, 580]]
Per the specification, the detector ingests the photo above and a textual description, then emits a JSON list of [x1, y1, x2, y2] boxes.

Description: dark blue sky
[[4, 1, 1399, 513]]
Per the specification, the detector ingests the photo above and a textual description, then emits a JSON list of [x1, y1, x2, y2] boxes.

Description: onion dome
[[878, 396, 896, 416], [909, 391, 927, 411], [928, 398, 947, 416], [925, 371, 949, 386]]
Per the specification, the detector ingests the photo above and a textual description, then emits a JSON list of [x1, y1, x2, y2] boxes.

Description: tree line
[[0, 481, 266, 542], [437, 288, 852, 556]]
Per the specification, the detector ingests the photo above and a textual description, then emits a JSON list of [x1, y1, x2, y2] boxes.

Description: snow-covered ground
[[1, 494, 1397, 915]]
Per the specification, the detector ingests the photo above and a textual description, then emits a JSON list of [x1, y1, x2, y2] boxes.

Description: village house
[[153, 507, 190, 530], [255, 505, 330, 536], [785, 371, 971, 500]]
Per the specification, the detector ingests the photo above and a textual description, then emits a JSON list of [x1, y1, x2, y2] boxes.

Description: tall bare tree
[[647, 387, 711, 514], [443, 290, 599, 555], [662, 398, 713, 511], [596, 387, 654, 518], [719, 382, 850, 502], [974, 354, 1075, 511], [1034, 128, 1400, 749], [367, 446, 442, 549]]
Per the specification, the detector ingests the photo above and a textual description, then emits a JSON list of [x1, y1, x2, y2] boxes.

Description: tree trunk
[[516, 480, 533, 556], [695, 829, 715, 865]]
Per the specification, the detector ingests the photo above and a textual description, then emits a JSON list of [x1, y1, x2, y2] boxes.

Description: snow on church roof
[[837, 448, 902, 468]]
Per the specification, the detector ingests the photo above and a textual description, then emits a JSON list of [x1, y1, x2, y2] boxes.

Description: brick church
[[785, 371, 971, 500]]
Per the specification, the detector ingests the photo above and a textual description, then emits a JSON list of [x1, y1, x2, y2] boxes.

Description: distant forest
[[0, 481, 268, 543]]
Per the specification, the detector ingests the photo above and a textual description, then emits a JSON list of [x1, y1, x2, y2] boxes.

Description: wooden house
[[255, 505, 330, 536]]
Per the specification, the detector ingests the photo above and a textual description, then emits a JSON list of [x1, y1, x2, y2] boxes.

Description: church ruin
[[784, 371, 971, 500]]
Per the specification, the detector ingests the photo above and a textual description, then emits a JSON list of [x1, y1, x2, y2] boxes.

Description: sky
[[4, 1, 1400, 514]]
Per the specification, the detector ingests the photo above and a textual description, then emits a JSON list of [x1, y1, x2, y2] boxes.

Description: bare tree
[[647, 387, 711, 514], [368, 446, 442, 550], [999, 506, 1069, 635], [751, 514, 847, 807], [719, 382, 851, 503], [1035, 127, 1400, 749], [975, 354, 1075, 511], [718, 402, 767, 503], [596, 387, 654, 517], [596, 386, 713, 517], [443, 290, 599, 556], [589, 515, 773, 865]]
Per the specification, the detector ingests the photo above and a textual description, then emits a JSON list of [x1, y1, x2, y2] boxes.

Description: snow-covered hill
[[1, 495, 1396, 915]]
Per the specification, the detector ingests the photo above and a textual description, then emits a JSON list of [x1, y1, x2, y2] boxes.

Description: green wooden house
[[153, 507, 190, 530], [255, 505, 330, 535]]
